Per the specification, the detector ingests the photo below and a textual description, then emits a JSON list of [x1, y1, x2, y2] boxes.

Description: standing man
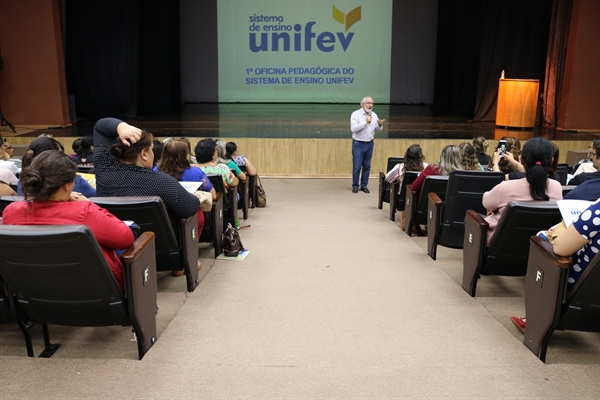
[[350, 96, 384, 193]]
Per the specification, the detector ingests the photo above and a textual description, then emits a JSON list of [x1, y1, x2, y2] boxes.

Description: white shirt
[[0, 160, 19, 176], [350, 107, 383, 142]]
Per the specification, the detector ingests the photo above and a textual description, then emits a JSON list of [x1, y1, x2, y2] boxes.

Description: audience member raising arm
[[92, 118, 201, 233]]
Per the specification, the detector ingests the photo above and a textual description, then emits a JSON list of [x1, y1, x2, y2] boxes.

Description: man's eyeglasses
[[588, 146, 596, 157]]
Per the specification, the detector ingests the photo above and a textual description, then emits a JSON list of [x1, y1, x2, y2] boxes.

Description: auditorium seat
[[523, 236, 600, 362], [426, 170, 504, 260], [208, 174, 238, 230], [237, 166, 251, 219], [91, 196, 200, 292], [389, 171, 419, 222], [378, 156, 403, 210], [462, 200, 562, 297], [0, 225, 157, 360], [403, 175, 449, 236]]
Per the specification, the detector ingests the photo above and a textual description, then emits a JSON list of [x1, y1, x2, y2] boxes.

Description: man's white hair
[[361, 96, 372, 106]]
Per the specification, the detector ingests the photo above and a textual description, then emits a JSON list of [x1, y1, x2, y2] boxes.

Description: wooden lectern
[[495, 79, 539, 128]]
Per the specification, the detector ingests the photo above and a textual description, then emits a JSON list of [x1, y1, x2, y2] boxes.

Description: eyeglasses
[[364, 102, 374, 104]]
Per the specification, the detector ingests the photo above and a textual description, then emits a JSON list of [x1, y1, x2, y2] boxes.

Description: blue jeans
[[352, 139, 374, 189]]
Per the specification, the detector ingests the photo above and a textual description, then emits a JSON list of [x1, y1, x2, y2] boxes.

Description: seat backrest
[[484, 200, 562, 276], [415, 175, 449, 224], [0, 195, 23, 213], [440, 170, 504, 248], [560, 252, 600, 332], [397, 171, 419, 212], [0, 224, 130, 327], [555, 163, 569, 185], [77, 165, 95, 174], [208, 174, 228, 208], [90, 196, 181, 272], [386, 156, 404, 173]]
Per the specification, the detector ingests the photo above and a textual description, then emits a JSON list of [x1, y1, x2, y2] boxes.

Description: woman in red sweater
[[411, 144, 462, 194], [2, 150, 134, 289]]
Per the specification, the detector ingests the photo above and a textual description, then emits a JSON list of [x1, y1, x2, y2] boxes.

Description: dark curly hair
[[20, 150, 77, 202], [21, 137, 62, 169], [110, 130, 153, 164], [194, 138, 217, 163]]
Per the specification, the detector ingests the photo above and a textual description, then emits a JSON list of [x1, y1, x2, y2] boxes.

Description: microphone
[[367, 111, 372, 126]]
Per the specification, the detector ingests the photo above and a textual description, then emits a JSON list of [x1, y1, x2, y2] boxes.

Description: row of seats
[[378, 158, 600, 363], [0, 170, 262, 359]]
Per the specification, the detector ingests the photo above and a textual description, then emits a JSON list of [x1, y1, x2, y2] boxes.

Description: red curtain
[[542, 0, 573, 128]]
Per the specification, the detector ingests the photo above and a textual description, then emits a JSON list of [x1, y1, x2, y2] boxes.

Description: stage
[[3, 104, 598, 177]]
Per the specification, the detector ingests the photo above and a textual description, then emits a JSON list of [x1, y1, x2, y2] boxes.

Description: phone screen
[[498, 140, 507, 153]]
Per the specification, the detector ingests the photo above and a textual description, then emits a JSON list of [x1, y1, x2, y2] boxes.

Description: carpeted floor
[[0, 178, 599, 399]]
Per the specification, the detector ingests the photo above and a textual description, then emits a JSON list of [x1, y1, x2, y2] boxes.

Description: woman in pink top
[[482, 137, 562, 245], [2, 150, 134, 289]]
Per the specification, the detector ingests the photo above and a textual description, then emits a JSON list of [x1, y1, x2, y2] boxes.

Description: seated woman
[[482, 137, 562, 245], [156, 139, 216, 200], [459, 142, 484, 171], [92, 118, 203, 274], [504, 140, 561, 182], [216, 139, 246, 182], [73, 135, 95, 165], [18, 137, 96, 197], [473, 135, 491, 167], [411, 144, 462, 194], [0, 166, 18, 186], [0, 141, 19, 177], [490, 136, 521, 174], [385, 144, 427, 188], [226, 141, 258, 176], [193, 138, 239, 191], [2, 150, 134, 289]]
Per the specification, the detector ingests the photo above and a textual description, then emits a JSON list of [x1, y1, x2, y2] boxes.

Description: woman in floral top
[[193, 138, 238, 191]]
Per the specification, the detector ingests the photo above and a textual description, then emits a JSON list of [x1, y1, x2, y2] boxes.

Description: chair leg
[[38, 324, 60, 358], [8, 290, 35, 357]]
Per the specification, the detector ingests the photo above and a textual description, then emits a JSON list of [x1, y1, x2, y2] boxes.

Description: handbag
[[256, 176, 267, 208], [223, 223, 245, 257]]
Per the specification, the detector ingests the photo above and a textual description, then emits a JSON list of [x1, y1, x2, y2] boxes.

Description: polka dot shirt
[[570, 198, 600, 291], [93, 118, 200, 231]]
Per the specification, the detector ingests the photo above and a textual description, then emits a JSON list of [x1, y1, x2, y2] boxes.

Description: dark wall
[[65, 0, 180, 118]]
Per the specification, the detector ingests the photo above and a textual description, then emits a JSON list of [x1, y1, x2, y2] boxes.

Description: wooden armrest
[[178, 216, 193, 224], [120, 232, 156, 263], [465, 209, 488, 228], [427, 192, 444, 260], [462, 210, 489, 296], [428, 192, 443, 207], [524, 235, 571, 362], [529, 236, 572, 269], [122, 231, 157, 359], [378, 173, 386, 209], [403, 184, 418, 235]]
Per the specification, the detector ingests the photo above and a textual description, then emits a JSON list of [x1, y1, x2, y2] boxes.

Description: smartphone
[[498, 139, 507, 154]]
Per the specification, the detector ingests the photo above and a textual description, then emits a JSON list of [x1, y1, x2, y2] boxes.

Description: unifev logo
[[249, 5, 362, 53]]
